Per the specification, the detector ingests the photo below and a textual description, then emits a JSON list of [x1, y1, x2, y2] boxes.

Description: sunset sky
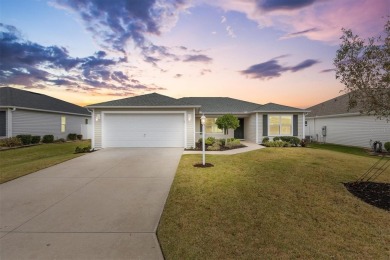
[[0, 0, 388, 108]]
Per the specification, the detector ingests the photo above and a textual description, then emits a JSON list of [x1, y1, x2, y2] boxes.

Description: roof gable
[[0, 87, 90, 116], [88, 93, 197, 107], [255, 103, 307, 112], [306, 93, 361, 117], [179, 97, 261, 113]]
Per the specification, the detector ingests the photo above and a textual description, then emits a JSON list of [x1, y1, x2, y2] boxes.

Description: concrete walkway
[[183, 141, 265, 155], [0, 148, 183, 260]]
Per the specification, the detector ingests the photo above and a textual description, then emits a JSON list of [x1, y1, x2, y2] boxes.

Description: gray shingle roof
[[255, 103, 308, 112], [88, 93, 198, 107], [179, 97, 261, 113], [0, 87, 90, 116], [306, 93, 361, 117]]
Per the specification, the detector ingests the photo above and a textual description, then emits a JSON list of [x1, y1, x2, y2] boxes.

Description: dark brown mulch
[[344, 182, 390, 211], [193, 163, 214, 168]]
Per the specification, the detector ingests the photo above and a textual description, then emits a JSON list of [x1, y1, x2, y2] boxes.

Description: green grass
[[157, 148, 390, 259], [307, 142, 370, 157], [0, 140, 91, 183]]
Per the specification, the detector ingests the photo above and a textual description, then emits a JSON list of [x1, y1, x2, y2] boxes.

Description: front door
[[234, 118, 244, 139]]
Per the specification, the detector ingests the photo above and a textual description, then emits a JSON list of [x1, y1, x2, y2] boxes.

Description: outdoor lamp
[[201, 115, 206, 125]]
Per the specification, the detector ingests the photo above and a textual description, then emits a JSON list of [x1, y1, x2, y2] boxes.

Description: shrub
[[75, 145, 91, 153], [263, 141, 287, 147], [31, 136, 41, 144], [273, 137, 280, 141], [77, 134, 83, 140], [218, 139, 226, 146], [42, 135, 54, 143], [0, 137, 22, 147], [207, 142, 221, 151], [67, 133, 77, 141], [289, 137, 301, 147], [225, 139, 241, 148], [54, 138, 66, 143], [385, 142, 390, 152], [16, 134, 32, 145], [205, 137, 216, 146], [262, 137, 269, 143]]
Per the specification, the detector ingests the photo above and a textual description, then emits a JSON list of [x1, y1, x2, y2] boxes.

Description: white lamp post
[[200, 114, 206, 166]]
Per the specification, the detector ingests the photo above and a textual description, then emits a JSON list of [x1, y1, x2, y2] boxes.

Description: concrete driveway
[[0, 148, 183, 259]]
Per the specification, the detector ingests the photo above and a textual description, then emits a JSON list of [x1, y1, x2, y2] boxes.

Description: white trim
[[91, 109, 95, 149], [101, 110, 187, 148], [193, 108, 196, 148], [0, 106, 90, 117], [255, 112, 259, 144], [302, 113, 305, 138], [306, 112, 361, 119]]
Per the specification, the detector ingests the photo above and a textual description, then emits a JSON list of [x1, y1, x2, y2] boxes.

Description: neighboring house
[[305, 93, 389, 148], [0, 87, 91, 139], [87, 93, 308, 149]]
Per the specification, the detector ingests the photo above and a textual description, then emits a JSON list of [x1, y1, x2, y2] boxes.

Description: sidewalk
[[183, 141, 265, 155]]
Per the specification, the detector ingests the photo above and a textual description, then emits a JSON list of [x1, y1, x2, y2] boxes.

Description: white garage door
[[103, 113, 185, 148]]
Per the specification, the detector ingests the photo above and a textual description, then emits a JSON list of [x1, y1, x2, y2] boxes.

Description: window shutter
[[263, 114, 268, 136], [293, 115, 298, 136]]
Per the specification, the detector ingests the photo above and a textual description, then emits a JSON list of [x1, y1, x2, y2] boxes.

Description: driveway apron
[[0, 148, 183, 259]]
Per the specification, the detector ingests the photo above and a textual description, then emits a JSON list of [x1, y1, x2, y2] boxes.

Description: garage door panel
[[103, 114, 184, 148]]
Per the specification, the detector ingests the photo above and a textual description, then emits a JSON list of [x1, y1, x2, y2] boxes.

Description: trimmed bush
[[42, 135, 54, 143], [218, 139, 226, 146], [207, 142, 221, 151], [31, 136, 41, 144], [75, 145, 91, 153], [67, 133, 77, 141], [263, 141, 288, 147], [0, 137, 22, 147], [205, 137, 216, 146], [384, 142, 390, 152], [225, 139, 241, 148], [55, 138, 66, 143], [273, 137, 280, 141], [262, 137, 269, 143], [16, 134, 32, 145], [77, 134, 83, 140]]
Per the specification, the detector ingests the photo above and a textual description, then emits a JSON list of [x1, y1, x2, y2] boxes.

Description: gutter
[[0, 106, 91, 117], [86, 105, 201, 109], [306, 112, 361, 119]]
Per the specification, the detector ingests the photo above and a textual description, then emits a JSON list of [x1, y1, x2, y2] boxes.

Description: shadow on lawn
[[344, 182, 390, 211]]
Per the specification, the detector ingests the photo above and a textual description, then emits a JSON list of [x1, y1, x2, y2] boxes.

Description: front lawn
[[307, 142, 370, 157], [0, 140, 91, 184], [157, 148, 390, 259]]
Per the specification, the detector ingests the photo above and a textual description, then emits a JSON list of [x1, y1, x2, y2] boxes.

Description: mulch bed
[[193, 163, 214, 168], [344, 182, 390, 211], [185, 144, 247, 151]]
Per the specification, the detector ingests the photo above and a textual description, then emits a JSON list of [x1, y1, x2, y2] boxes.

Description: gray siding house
[[87, 93, 308, 149], [0, 87, 91, 139], [305, 93, 390, 148]]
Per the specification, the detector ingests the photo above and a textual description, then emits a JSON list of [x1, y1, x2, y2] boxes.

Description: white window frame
[[268, 114, 293, 136]]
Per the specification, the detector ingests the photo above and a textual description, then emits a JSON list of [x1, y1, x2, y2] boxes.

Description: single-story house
[[305, 93, 389, 148], [87, 93, 308, 149], [0, 87, 92, 139]]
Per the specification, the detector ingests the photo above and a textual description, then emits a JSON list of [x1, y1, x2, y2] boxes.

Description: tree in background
[[215, 114, 240, 143], [334, 18, 389, 119]]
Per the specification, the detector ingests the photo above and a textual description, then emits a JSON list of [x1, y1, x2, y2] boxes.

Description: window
[[203, 118, 223, 134], [269, 115, 292, 136], [61, 116, 66, 133], [305, 120, 307, 126], [85, 118, 89, 125]]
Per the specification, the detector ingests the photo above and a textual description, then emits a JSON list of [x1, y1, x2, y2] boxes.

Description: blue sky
[[0, 0, 388, 107]]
